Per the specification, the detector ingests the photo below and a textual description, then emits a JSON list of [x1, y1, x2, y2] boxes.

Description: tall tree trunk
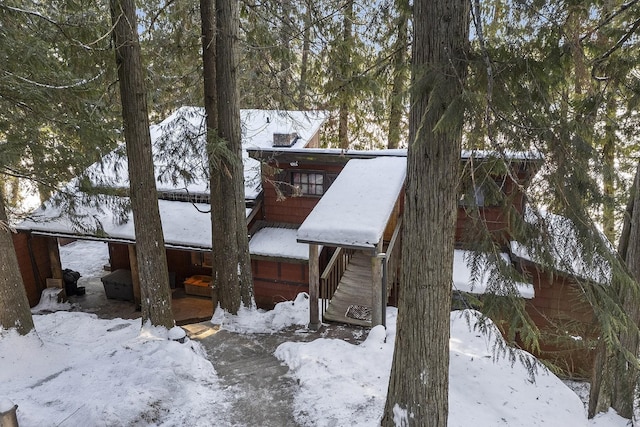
[[613, 161, 640, 419], [0, 189, 34, 335], [213, 0, 254, 313], [382, 0, 469, 425], [387, 0, 409, 150], [278, 0, 292, 108], [590, 162, 640, 420], [338, 0, 353, 149], [602, 97, 616, 242], [110, 0, 174, 329], [298, 0, 312, 107], [200, 0, 219, 307]]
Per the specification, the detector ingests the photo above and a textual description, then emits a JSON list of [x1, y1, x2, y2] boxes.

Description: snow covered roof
[[249, 227, 310, 261], [460, 149, 543, 161], [297, 156, 406, 248], [84, 107, 328, 201], [453, 250, 534, 299], [17, 107, 327, 246], [510, 209, 612, 284], [18, 197, 223, 250], [247, 146, 408, 159]]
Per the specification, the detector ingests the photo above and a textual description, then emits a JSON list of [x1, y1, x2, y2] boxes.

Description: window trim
[[288, 170, 328, 197]]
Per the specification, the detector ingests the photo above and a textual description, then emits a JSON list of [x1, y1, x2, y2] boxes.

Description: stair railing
[[320, 247, 353, 318]]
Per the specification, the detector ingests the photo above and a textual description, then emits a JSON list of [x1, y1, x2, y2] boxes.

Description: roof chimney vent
[[272, 132, 299, 148]]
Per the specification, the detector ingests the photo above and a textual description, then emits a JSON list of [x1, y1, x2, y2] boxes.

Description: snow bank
[[276, 308, 595, 427], [0, 312, 230, 426]]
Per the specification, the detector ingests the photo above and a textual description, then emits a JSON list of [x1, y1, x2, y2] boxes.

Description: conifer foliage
[[0, 1, 118, 334]]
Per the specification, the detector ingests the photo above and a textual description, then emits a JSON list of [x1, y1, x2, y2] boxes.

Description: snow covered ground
[[0, 240, 628, 426]]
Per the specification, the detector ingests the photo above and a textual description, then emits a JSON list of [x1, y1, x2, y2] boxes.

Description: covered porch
[[296, 156, 406, 329]]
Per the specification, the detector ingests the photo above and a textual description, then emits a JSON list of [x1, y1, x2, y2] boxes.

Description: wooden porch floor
[[323, 252, 373, 327], [66, 277, 213, 326]]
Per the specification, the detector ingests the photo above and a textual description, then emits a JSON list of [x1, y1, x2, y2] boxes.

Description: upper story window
[[459, 177, 506, 207], [292, 172, 325, 196]]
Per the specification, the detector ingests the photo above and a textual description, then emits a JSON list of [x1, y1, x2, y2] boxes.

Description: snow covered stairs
[[323, 251, 374, 327]]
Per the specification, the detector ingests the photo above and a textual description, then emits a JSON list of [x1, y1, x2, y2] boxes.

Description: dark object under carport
[[100, 269, 134, 301], [63, 269, 81, 296]]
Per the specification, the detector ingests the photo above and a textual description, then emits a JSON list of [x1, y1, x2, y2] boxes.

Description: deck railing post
[[372, 250, 385, 328], [309, 244, 320, 330]]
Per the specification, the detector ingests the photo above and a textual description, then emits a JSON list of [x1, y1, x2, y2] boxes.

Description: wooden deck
[[323, 251, 373, 327]]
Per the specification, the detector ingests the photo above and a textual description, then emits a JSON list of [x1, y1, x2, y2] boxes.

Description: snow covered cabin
[[14, 107, 599, 375], [13, 107, 327, 311]]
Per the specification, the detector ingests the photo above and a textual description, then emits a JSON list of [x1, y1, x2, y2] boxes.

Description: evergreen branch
[[471, 0, 495, 144], [144, 0, 179, 33], [0, 4, 112, 51], [592, 15, 640, 81], [580, 0, 640, 43], [0, 166, 72, 198], [2, 70, 105, 90]]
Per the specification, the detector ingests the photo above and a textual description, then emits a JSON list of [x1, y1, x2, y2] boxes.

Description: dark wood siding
[[251, 258, 309, 308], [519, 260, 596, 376], [108, 243, 130, 271], [262, 163, 344, 225], [455, 169, 529, 247], [13, 232, 52, 306]]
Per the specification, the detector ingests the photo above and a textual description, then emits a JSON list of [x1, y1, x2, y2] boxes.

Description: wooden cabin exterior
[[248, 152, 370, 308], [515, 257, 597, 377], [12, 232, 55, 306], [12, 106, 599, 376]]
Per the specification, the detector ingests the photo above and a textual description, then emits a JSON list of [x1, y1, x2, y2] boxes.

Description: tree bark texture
[[0, 189, 35, 335], [590, 161, 640, 420], [110, 0, 174, 329], [200, 0, 219, 308], [382, 0, 469, 425], [613, 162, 640, 418], [387, 0, 409, 150], [338, 0, 353, 149], [602, 98, 616, 243], [298, 0, 312, 106], [213, 0, 254, 313]]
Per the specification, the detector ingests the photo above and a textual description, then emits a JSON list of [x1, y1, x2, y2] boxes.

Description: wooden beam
[[371, 242, 385, 327], [128, 244, 142, 309], [47, 238, 63, 280], [309, 243, 320, 330]]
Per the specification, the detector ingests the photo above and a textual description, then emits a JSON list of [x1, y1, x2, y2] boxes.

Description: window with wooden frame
[[191, 251, 213, 268], [291, 171, 325, 196], [459, 176, 507, 208]]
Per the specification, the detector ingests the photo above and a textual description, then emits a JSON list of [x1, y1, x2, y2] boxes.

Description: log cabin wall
[[251, 258, 309, 309], [261, 163, 344, 224], [13, 232, 53, 306], [455, 168, 530, 247], [108, 243, 130, 271], [305, 131, 321, 148], [519, 260, 596, 377]]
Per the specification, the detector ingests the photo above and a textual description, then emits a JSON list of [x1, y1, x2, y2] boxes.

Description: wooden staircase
[[323, 252, 373, 327]]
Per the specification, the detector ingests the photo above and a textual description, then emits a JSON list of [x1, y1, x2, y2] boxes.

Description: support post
[[128, 244, 142, 309], [47, 238, 63, 279], [372, 240, 385, 328], [309, 243, 320, 330]]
